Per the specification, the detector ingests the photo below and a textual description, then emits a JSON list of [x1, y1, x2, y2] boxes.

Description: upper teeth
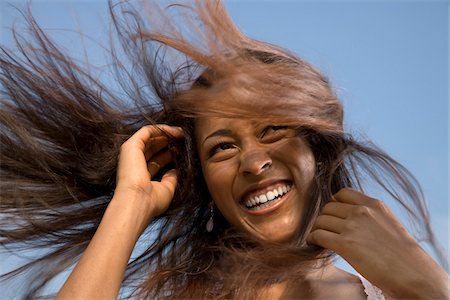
[[244, 184, 291, 208]]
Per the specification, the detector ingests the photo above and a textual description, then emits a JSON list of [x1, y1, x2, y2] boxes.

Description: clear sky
[[1, 0, 448, 298]]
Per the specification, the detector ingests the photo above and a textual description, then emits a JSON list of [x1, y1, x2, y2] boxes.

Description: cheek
[[203, 163, 241, 226], [276, 139, 316, 185], [296, 154, 316, 181], [203, 162, 236, 205]]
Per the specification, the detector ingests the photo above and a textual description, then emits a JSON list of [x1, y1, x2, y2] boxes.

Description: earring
[[206, 203, 214, 232]]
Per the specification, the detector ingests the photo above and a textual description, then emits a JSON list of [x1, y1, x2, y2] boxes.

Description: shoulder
[[319, 266, 386, 300], [286, 265, 368, 299], [317, 266, 368, 300], [286, 265, 386, 299]]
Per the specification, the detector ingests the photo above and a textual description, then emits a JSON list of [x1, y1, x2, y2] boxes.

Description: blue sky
[[1, 0, 448, 297]]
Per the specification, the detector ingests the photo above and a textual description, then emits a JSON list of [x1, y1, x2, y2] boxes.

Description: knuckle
[[336, 187, 352, 196], [370, 199, 385, 210], [353, 205, 372, 218], [309, 230, 319, 241], [315, 215, 325, 224], [343, 220, 359, 232], [311, 231, 324, 244], [340, 235, 357, 248], [321, 202, 333, 211]]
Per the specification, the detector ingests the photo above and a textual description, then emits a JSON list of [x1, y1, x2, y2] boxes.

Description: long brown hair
[[0, 1, 445, 299]]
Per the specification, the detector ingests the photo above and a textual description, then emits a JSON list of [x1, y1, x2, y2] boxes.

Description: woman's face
[[195, 117, 316, 242]]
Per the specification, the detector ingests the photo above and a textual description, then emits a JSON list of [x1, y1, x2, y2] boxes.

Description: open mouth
[[243, 183, 292, 211]]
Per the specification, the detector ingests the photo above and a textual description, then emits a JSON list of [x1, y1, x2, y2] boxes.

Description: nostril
[[262, 161, 271, 170], [239, 150, 272, 175], [249, 159, 272, 176]]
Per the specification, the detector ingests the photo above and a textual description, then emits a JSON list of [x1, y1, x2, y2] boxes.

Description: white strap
[[357, 274, 385, 300]]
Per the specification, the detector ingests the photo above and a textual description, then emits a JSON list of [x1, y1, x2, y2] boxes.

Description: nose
[[238, 146, 272, 176]]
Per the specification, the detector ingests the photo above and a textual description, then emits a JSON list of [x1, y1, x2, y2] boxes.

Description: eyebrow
[[202, 129, 233, 145]]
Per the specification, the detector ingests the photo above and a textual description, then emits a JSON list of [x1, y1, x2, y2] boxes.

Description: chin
[[265, 233, 298, 244], [249, 226, 300, 244]]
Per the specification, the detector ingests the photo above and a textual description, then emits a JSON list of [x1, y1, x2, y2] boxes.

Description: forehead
[[194, 116, 258, 140], [195, 116, 242, 135]]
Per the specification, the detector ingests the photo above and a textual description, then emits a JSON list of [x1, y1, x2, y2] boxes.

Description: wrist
[[108, 189, 157, 238]]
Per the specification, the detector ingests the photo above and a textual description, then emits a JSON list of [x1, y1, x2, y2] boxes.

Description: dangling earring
[[206, 202, 214, 232]]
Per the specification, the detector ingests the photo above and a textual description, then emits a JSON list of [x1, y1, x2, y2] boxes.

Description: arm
[[307, 188, 449, 299], [56, 125, 183, 300]]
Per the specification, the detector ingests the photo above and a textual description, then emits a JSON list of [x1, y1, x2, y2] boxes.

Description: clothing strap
[[357, 274, 385, 300]]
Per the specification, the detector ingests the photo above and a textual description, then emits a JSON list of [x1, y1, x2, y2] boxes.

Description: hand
[[57, 125, 184, 300], [307, 188, 449, 299], [114, 125, 184, 219]]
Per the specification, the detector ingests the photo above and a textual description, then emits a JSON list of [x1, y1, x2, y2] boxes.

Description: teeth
[[272, 189, 278, 198], [260, 194, 268, 203], [244, 184, 292, 209]]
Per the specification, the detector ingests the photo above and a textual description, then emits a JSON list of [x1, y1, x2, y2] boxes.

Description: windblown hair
[[0, 1, 445, 299]]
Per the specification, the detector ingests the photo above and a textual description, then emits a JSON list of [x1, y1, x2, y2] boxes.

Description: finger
[[157, 169, 178, 200], [161, 169, 178, 196], [306, 229, 340, 250], [320, 202, 354, 219], [312, 215, 346, 234], [144, 136, 169, 160], [147, 150, 172, 179], [128, 125, 184, 152], [118, 140, 150, 181], [147, 162, 159, 179], [333, 188, 372, 205], [142, 125, 184, 141]]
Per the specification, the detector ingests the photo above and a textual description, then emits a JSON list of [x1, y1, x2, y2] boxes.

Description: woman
[[0, 1, 448, 299]]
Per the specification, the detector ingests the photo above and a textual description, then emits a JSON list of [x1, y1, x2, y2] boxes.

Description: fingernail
[[174, 127, 185, 135]]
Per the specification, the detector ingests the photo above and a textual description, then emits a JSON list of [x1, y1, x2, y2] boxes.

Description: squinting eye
[[266, 126, 288, 134], [260, 125, 289, 142], [208, 142, 237, 157]]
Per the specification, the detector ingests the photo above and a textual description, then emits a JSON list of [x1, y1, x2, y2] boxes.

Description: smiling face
[[195, 117, 316, 243]]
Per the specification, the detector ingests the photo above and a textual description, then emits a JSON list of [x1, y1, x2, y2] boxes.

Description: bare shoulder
[[269, 265, 368, 299], [287, 265, 367, 300], [316, 266, 367, 300]]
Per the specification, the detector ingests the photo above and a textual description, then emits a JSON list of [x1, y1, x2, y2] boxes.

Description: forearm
[[389, 271, 449, 300], [364, 241, 449, 299], [57, 191, 154, 300], [388, 246, 449, 299]]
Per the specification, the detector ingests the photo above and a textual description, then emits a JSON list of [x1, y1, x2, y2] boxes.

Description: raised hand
[[307, 188, 449, 299], [57, 125, 184, 299], [115, 125, 184, 220]]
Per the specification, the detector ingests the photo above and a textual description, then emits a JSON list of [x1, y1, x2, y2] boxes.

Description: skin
[[308, 189, 450, 299], [195, 117, 315, 242], [57, 123, 449, 299], [57, 125, 183, 299]]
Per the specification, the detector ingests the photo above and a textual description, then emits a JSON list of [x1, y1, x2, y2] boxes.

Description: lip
[[241, 184, 294, 216]]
